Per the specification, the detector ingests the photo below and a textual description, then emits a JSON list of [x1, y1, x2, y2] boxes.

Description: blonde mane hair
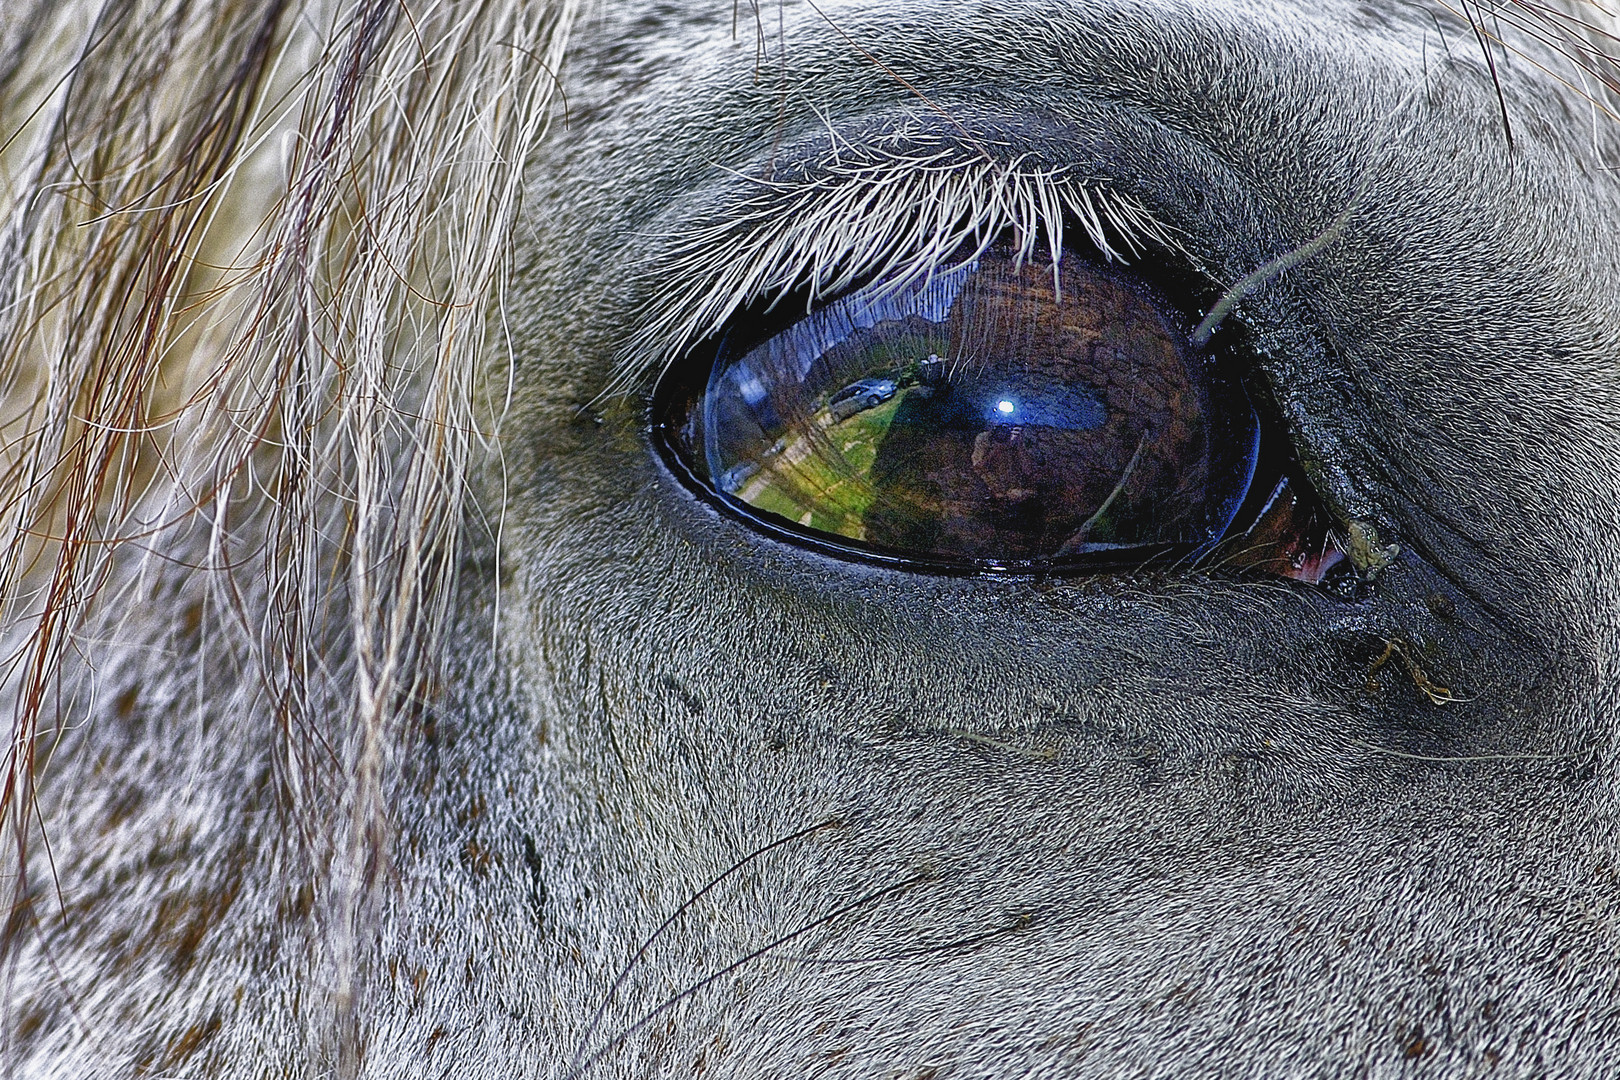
[[0, 0, 573, 1051]]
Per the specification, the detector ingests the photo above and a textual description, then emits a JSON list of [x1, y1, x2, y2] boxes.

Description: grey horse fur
[[9, 0, 1620, 1076]]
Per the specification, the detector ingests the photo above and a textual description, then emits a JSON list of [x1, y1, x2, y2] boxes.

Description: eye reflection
[[673, 246, 1267, 568]]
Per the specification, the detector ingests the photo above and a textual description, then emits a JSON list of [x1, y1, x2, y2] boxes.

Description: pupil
[[687, 247, 1258, 566]]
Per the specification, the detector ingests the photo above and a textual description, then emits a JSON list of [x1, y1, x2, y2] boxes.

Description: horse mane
[[0, 0, 576, 1008]]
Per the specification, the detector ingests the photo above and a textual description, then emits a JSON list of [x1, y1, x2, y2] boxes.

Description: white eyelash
[[613, 137, 1179, 393]]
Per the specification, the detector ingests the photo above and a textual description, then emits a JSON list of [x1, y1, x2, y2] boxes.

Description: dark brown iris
[[859, 255, 1211, 559], [666, 246, 1265, 568]]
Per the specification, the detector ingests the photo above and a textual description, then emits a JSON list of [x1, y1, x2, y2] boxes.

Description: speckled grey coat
[[7, 0, 1620, 1076]]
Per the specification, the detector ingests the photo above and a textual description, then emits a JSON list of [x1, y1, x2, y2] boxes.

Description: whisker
[[569, 815, 842, 1072], [568, 870, 933, 1079], [1345, 737, 1569, 763], [1458, 0, 1518, 146], [779, 909, 1039, 967]]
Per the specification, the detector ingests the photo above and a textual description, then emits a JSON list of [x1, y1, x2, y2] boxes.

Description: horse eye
[[656, 244, 1351, 583]]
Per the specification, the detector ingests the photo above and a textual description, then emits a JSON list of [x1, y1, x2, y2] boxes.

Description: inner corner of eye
[[656, 242, 1352, 585]]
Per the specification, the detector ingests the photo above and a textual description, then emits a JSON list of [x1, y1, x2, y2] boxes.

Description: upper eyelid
[[611, 134, 1178, 396]]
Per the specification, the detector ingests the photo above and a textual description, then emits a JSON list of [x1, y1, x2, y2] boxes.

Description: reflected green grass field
[[739, 392, 910, 538]]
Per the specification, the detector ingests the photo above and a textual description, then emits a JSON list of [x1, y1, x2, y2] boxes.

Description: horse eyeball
[[657, 244, 1351, 580]]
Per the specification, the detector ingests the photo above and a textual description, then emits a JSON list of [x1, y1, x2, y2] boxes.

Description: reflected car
[[827, 377, 898, 421]]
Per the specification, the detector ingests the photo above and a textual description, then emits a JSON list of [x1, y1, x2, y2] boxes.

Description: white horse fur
[[2, 0, 1619, 1075]]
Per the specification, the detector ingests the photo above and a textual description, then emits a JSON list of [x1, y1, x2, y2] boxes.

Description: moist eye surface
[[659, 245, 1277, 570]]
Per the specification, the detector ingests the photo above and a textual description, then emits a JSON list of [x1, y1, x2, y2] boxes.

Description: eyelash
[[619, 152, 1173, 392]]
